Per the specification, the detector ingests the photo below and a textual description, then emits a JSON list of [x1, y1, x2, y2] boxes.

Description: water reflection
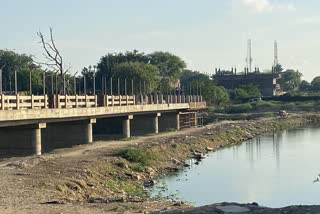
[[152, 127, 320, 208]]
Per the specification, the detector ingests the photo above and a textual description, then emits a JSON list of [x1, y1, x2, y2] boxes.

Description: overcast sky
[[1, 0, 319, 80]]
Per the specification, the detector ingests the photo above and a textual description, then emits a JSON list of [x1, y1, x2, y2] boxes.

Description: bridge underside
[[0, 109, 205, 156]]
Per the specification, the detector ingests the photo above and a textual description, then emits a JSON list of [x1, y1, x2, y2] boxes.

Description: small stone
[[184, 163, 191, 167], [133, 174, 142, 180], [145, 167, 155, 174], [171, 158, 181, 164], [206, 147, 214, 151]]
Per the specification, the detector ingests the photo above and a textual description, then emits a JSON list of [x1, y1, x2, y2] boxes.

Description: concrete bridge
[[0, 94, 206, 156]]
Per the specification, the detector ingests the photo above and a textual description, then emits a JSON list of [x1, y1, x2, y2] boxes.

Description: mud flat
[[0, 113, 317, 213]]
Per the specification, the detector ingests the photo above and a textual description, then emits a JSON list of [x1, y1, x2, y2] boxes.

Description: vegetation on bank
[[212, 100, 320, 114], [49, 114, 311, 203]]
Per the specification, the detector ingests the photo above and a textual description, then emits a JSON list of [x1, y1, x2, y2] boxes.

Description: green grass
[[213, 100, 320, 114], [118, 148, 157, 166], [225, 103, 253, 113]]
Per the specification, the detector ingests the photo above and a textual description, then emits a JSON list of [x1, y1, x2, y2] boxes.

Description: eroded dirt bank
[[0, 113, 318, 214]]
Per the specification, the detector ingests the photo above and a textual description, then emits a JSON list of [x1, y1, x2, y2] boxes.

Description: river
[[152, 127, 320, 208]]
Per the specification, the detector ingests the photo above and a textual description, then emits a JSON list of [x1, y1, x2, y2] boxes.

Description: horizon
[[1, 0, 319, 81]]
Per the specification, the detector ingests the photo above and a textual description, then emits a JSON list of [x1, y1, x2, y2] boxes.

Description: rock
[[193, 152, 205, 160], [145, 167, 154, 173], [195, 161, 200, 165], [171, 158, 181, 164], [133, 174, 142, 180], [205, 147, 214, 151], [143, 179, 157, 187], [184, 163, 191, 167], [40, 200, 65, 205]]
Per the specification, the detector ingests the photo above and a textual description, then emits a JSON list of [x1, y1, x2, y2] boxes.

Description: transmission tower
[[274, 40, 279, 66], [246, 39, 253, 73]]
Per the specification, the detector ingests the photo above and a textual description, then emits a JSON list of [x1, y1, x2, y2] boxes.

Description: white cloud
[[298, 16, 320, 25], [241, 0, 273, 13], [286, 3, 296, 12], [237, 0, 296, 14]]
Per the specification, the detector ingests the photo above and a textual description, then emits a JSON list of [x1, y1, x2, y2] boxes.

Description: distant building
[[213, 68, 283, 97]]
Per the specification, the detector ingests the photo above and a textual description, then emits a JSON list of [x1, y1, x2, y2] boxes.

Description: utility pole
[[110, 77, 113, 95], [51, 72, 54, 95], [83, 75, 86, 94], [63, 74, 66, 95], [125, 78, 127, 96], [131, 79, 134, 95], [246, 39, 253, 73], [274, 40, 279, 67], [43, 70, 46, 95], [0, 64, 5, 94], [73, 72, 78, 95], [55, 72, 58, 95], [93, 66, 96, 95], [117, 78, 120, 95], [14, 70, 17, 94]]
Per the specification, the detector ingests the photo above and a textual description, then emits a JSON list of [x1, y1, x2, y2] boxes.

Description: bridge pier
[[85, 119, 96, 144], [176, 113, 180, 131], [32, 123, 46, 155], [122, 115, 133, 138], [153, 113, 161, 134]]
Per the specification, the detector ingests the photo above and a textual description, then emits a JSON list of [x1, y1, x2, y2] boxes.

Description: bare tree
[[35, 27, 69, 94]]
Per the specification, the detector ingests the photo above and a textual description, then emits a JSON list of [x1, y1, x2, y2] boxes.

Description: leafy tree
[[112, 62, 160, 94], [203, 85, 229, 105], [299, 80, 311, 92], [96, 50, 149, 91], [180, 70, 229, 105], [0, 49, 43, 94], [278, 69, 302, 91], [274, 64, 283, 73], [148, 51, 186, 84], [311, 76, 320, 91], [231, 84, 261, 99], [97, 50, 148, 79]]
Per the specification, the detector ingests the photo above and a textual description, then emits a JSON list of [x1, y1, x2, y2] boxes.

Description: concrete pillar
[[32, 123, 46, 156], [153, 113, 161, 134], [85, 118, 96, 144], [176, 113, 180, 131], [194, 112, 198, 127], [122, 115, 133, 138]]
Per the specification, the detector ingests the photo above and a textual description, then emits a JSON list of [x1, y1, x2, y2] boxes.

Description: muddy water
[[152, 127, 320, 208]]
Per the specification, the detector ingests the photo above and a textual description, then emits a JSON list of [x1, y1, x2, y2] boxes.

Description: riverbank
[[0, 113, 318, 213]]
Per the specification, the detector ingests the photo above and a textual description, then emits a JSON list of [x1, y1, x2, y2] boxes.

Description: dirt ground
[[0, 124, 213, 214], [0, 115, 313, 214]]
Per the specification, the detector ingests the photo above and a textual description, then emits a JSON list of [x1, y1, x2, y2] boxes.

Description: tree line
[[0, 48, 231, 105]]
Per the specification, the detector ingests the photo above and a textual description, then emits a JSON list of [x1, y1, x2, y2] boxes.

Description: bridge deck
[[0, 102, 206, 127]]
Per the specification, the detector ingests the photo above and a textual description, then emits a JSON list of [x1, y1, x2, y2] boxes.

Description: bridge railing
[[0, 94, 205, 110], [104, 95, 135, 106], [53, 95, 97, 108], [0, 94, 48, 110]]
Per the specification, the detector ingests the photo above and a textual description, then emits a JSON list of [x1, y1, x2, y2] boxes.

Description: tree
[[96, 50, 149, 91], [274, 64, 283, 73], [278, 69, 302, 91], [149, 51, 186, 84], [0, 49, 43, 93], [231, 84, 261, 99], [311, 76, 320, 91], [299, 80, 311, 92], [180, 70, 229, 105], [36, 28, 69, 94], [112, 62, 160, 94]]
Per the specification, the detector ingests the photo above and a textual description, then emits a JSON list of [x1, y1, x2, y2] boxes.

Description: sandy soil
[[0, 115, 311, 214], [0, 124, 214, 214]]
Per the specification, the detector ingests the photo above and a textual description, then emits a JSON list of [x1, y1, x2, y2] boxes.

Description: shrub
[[225, 103, 253, 113], [119, 148, 156, 166]]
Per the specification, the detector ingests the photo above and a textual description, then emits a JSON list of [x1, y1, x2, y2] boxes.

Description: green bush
[[225, 103, 253, 113], [119, 148, 156, 166]]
